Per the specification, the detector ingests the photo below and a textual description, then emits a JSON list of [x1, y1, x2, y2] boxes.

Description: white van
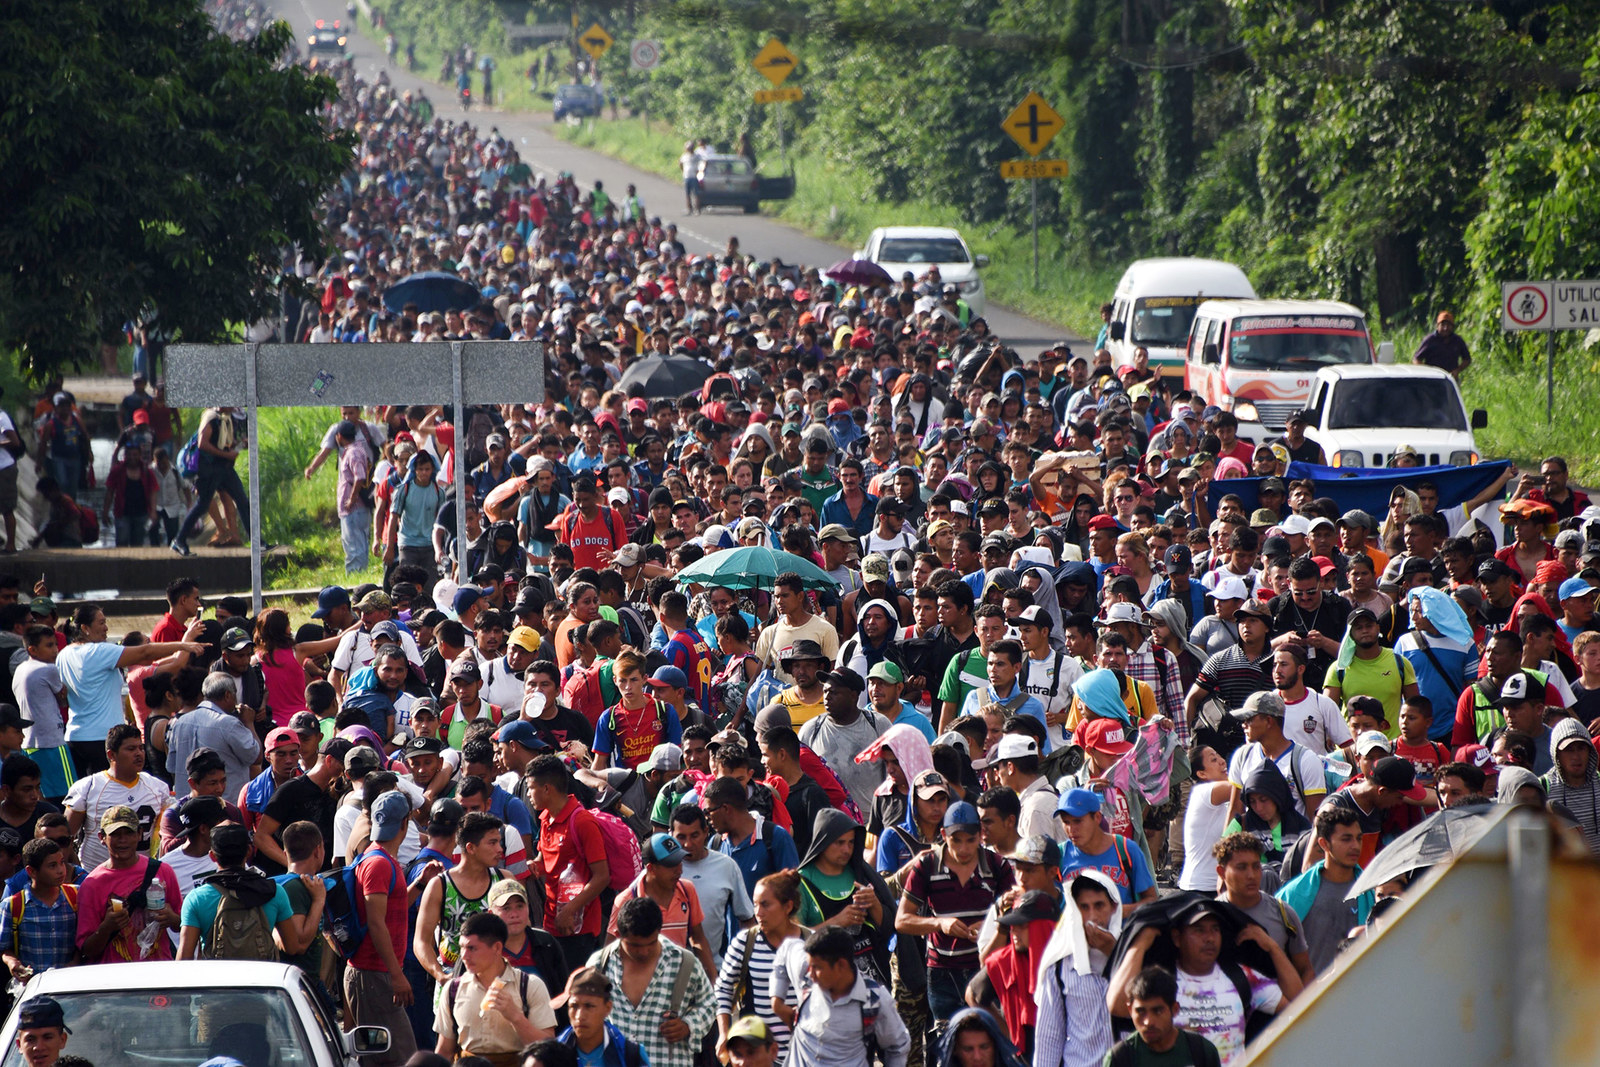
[[1184, 298, 1394, 443], [1106, 258, 1255, 378]]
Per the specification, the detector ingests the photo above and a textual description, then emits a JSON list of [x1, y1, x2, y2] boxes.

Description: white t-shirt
[[160, 847, 219, 897], [1227, 741, 1327, 820], [1020, 649, 1083, 752], [1178, 782, 1232, 892], [1279, 689, 1352, 757], [1175, 964, 1282, 1066], [67, 771, 175, 869], [474, 654, 527, 712], [0, 411, 15, 471], [332, 628, 424, 674]]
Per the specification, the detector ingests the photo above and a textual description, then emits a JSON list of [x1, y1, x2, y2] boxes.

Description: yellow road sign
[[1001, 92, 1064, 157], [579, 22, 613, 61], [1000, 159, 1069, 179], [751, 38, 798, 86], [754, 87, 804, 104]]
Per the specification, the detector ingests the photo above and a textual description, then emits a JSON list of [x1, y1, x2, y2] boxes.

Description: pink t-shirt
[[75, 858, 181, 964], [257, 648, 308, 725]]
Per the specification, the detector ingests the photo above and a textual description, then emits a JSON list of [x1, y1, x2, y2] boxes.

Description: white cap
[[1355, 730, 1392, 756], [607, 486, 630, 506], [995, 734, 1039, 761], [1213, 575, 1250, 601], [1280, 514, 1312, 536]]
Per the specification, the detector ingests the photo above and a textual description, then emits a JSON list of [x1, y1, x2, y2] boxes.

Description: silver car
[[693, 154, 761, 214]]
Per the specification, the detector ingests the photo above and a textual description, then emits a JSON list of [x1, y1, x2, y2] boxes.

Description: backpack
[[75, 504, 99, 545], [9, 886, 78, 956], [562, 665, 609, 726], [569, 806, 642, 892], [176, 431, 201, 478], [205, 879, 279, 961], [327, 848, 401, 959]]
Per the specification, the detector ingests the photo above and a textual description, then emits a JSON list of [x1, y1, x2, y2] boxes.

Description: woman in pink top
[[253, 609, 345, 727]]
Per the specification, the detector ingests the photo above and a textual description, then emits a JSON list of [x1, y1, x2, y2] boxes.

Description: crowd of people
[[7, 8, 1600, 1067]]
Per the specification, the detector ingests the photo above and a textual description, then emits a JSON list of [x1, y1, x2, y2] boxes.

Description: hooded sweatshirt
[[1541, 717, 1600, 851], [1496, 765, 1546, 805], [796, 809, 895, 985], [935, 1007, 1027, 1067], [1226, 759, 1312, 869]]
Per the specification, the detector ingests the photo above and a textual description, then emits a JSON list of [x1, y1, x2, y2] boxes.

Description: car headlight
[[1232, 401, 1259, 422], [1449, 450, 1477, 466], [1334, 450, 1364, 468]]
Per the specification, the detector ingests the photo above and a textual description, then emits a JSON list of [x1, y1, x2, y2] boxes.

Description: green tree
[[0, 0, 354, 378]]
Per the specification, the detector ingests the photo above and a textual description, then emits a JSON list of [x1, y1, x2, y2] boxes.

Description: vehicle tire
[[743, 201, 759, 214]]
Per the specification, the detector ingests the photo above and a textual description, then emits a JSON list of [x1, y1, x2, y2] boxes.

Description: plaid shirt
[[589, 936, 716, 1067], [0, 885, 79, 972], [1126, 643, 1190, 746]]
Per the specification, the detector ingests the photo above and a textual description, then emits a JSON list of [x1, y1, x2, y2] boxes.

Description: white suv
[[858, 227, 988, 317], [1304, 365, 1487, 468]]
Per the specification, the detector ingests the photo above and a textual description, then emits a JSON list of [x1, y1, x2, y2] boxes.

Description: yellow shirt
[[778, 687, 827, 727]]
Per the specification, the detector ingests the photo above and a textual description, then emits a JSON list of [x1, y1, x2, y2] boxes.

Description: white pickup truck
[[0, 961, 390, 1067], [1303, 365, 1487, 468]]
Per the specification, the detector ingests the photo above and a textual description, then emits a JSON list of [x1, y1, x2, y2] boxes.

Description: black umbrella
[[1348, 805, 1497, 899], [381, 271, 482, 314], [823, 257, 893, 289], [616, 354, 714, 399]]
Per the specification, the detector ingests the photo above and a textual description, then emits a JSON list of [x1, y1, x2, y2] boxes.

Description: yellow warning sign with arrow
[[751, 38, 798, 87], [579, 22, 613, 62]]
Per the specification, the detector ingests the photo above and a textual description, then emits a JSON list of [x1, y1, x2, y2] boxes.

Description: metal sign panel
[[579, 22, 614, 61], [751, 38, 798, 86], [1001, 92, 1063, 157], [166, 341, 545, 407], [754, 87, 804, 104], [1502, 282, 1552, 331], [999, 159, 1069, 179]]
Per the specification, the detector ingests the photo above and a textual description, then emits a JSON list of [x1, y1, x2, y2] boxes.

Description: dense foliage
[[400, 0, 1600, 344], [0, 0, 354, 378]]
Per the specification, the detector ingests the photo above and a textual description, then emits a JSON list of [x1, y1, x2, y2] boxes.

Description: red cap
[[1454, 743, 1498, 776], [1086, 514, 1120, 532], [850, 327, 874, 349], [266, 727, 301, 752], [827, 398, 850, 417], [1311, 555, 1337, 577], [626, 398, 648, 414], [131, 408, 151, 425], [1077, 717, 1134, 755]]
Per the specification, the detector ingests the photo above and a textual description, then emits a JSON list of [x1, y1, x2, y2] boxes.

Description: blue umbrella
[[380, 271, 482, 314]]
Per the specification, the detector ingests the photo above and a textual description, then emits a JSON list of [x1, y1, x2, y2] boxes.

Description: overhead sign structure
[[1000, 159, 1068, 180], [167, 341, 545, 611], [754, 87, 803, 104], [629, 39, 661, 71], [751, 38, 798, 86], [1500, 279, 1600, 422], [579, 22, 613, 62], [1002, 92, 1063, 157]]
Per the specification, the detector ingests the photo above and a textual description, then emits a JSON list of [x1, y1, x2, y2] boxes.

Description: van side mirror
[[1109, 322, 1125, 342], [974, 254, 990, 268], [1376, 341, 1395, 364], [348, 1027, 391, 1056], [1202, 343, 1219, 365], [1471, 408, 1488, 430]]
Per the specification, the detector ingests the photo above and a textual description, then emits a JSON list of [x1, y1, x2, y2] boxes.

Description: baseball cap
[[1559, 576, 1596, 601], [1310, 555, 1338, 577], [266, 727, 300, 752], [1178, 899, 1230, 927], [1077, 717, 1134, 754], [1259, 477, 1287, 495], [100, 806, 140, 834], [1086, 514, 1120, 532], [943, 801, 981, 832], [1345, 694, 1388, 725], [912, 769, 951, 801], [1497, 671, 1539, 706], [507, 626, 542, 653], [997, 889, 1063, 927], [866, 661, 904, 685], [354, 590, 393, 612], [344, 746, 382, 776], [1014, 605, 1053, 630], [26, 597, 53, 617], [174, 794, 226, 835], [369, 620, 402, 643], [645, 665, 688, 690], [486, 879, 529, 908], [405, 735, 446, 757], [1098, 602, 1149, 629], [1477, 558, 1518, 582], [1003, 835, 1063, 869], [312, 585, 351, 619], [818, 523, 855, 544], [289, 711, 322, 736], [607, 486, 630, 506], [1250, 508, 1280, 527], [1056, 787, 1103, 818], [16, 997, 69, 1033], [995, 734, 1039, 761], [642, 743, 684, 773], [613, 543, 646, 568], [449, 657, 482, 682], [1338, 509, 1378, 532], [0, 705, 32, 731], [861, 555, 891, 583], [726, 1017, 775, 1045], [1235, 600, 1274, 621], [452, 587, 484, 615], [643, 833, 686, 866], [1371, 755, 1426, 800], [1280, 514, 1312, 537], [1455, 743, 1498, 777], [1163, 543, 1193, 573], [370, 791, 412, 841], [820, 666, 866, 692], [1232, 690, 1286, 720], [1212, 575, 1249, 601], [1345, 606, 1379, 628], [220, 628, 252, 653], [495, 719, 551, 750], [753, 706, 792, 734], [1355, 730, 1392, 756]]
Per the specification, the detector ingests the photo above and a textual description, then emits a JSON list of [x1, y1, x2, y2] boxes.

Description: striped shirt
[[0, 885, 79, 973], [901, 844, 1014, 971], [1193, 646, 1274, 713], [1033, 957, 1114, 1067], [1125, 644, 1190, 745], [713, 927, 797, 1058]]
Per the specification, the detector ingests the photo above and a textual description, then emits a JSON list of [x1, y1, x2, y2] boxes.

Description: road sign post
[[1001, 92, 1065, 290], [1500, 279, 1600, 422], [166, 341, 544, 610], [752, 39, 799, 167]]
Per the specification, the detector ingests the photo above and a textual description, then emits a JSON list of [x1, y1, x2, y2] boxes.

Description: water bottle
[[145, 879, 166, 915], [136, 879, 166, 958]]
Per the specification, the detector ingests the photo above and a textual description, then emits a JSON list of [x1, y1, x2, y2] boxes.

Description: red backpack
[[570, 806, 642, 891]]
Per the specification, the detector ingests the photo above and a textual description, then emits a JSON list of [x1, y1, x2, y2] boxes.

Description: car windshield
[[0, 988, 317, 1067], [556, 87, 589, 100], [1229, 317, 1370, 371], [1326, 378, 1467, 431], [703, 159, 752, 176], [877, 238, 969, 264], [1132, 297, 1205, 346]]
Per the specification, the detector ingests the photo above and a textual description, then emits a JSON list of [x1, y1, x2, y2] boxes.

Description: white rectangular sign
[[1501, 279, 1600, 331]]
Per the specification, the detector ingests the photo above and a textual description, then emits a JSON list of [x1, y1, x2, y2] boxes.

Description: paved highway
[[269, 0, 1074, 358]]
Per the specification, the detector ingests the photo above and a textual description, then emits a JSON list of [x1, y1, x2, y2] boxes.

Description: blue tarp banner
[[1206, 460, 1512, 517]]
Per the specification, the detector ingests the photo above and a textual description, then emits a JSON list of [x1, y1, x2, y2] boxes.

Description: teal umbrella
[[675, 546, 839, 592]]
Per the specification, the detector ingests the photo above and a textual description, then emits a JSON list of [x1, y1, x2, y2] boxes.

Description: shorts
[[0, 464, 16, 512]]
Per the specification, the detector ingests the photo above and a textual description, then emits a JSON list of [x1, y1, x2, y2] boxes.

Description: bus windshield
[[1131, 297, 1205, 346], [1229, 316, 1371, 371]]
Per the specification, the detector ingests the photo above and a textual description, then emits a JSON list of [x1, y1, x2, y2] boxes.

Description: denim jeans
[[340, 507, 372, 572], [113, 514, 146, 547], [175, 457, 248, 546], [925, 965, 976, 1022]]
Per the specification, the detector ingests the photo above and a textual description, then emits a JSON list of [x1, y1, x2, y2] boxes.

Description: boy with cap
[[434, 910, 558, 1062], [440, 658, 503, 750], [12, 995, 71, 1067], [723, 1016, 780, 1067], [1321, 756, 1425, 867], [487, 877, 569, 996], [175, 822, 298, 960], [344, 790, 418, 1067], [607, 833, 718, 980], [239, 727, 304, 833], [894, 800, 1015, 1021], [992, 734, 1063, 841], [254, 737, 349, 878], [75, 806, 181, 964], [1226, 691, 1327, 822], [1322, 608, 1419, 736], [798, 667, 890, 815], [556, 966, 649, 1067], [1055, 788, 1157, 915]]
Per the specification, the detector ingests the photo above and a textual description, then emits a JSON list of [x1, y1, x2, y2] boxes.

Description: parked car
[[1184, 298, 1394, 444], [1106, 258, 1256, 379], [858, 227, 988, 318], [553, 84, 604, 120], [1304, 365, 1486, 468], [692, 154, 761, 214], [307, 19, 347, 59], [0, 961, 390, 1067]]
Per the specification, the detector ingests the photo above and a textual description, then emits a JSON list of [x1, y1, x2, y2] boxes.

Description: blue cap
[[371, 790, 412, 842], [943, 801, 980, 832], [1056, 787, 1103, 818], [453, 587, 484, 615], [311, 585, 350, 619], [494, 719, 551, 750], [643, 832, 686, 865], [1559, 576, 1596, 601], [645, 665, 688, 690]]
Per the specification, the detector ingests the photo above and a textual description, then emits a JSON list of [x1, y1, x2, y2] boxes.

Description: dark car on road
[[307, 19, 348, 59], [553, 84, 605, 120]]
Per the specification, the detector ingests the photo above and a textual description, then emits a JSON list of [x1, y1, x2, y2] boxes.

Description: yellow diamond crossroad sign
[[751, 38, 798, 86], [1000, 159, 1068, 179], [579, 22, 613, 61], [1001, 92, 1063, 157]]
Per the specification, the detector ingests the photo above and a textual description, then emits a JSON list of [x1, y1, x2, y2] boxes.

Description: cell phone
[[1526, 474, 1546, 485]]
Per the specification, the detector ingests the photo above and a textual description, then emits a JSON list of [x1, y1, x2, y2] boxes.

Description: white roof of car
[[25, 960, 303, 994], [1316, 364, 1455, 381], [873, 226, 967, 240], [1194, 298, 1365, 319], [1115, 258, 1254, 297]]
